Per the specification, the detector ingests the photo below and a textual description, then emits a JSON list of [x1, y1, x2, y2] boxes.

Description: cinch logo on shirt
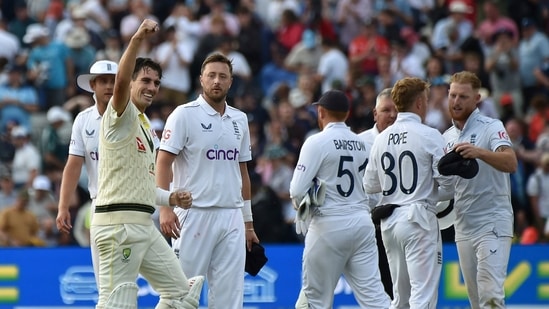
[[90, 150, 99, 160], [206, 145, 239, 161]]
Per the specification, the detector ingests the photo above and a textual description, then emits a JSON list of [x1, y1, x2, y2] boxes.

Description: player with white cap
[[56, 59, 118, 279], [364, 77, 455, 308]]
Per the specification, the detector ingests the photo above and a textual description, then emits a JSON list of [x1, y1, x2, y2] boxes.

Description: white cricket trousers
[[173, 207, 245, 309], [456, 233, 512, 309], [302, 213, 390, 309], [92, 217, 189, 309], [381, 205, 442, 309]]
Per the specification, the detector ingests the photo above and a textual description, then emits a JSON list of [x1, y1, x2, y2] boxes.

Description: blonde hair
[[449, 71, 482, 90], [391, 78, 429, 112]]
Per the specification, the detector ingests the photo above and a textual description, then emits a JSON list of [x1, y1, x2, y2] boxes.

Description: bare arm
[[240, 162, 259, 249], [112, 19, 159, 116], [455, 143, 517, 173], [156, 149, 180, 238], [56, 155, 84, 233]]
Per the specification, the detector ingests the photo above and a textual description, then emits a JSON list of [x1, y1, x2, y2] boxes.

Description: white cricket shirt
[[290, 122, 370, 216], [69, 104, 101, 199], [443, 109, 514, 240], [160, 95, 252, 208], [364, 113, 453, 213]]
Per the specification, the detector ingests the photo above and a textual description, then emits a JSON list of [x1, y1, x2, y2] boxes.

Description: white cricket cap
[[77, 60, 118, 93], [46, 106, 71, 123], [436, 199, 456, 230], [32, 175, 51, 191]]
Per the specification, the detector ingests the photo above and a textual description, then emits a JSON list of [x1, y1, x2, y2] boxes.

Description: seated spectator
[[10, 126, 40, 189], [199, 0, 240, 37], [0, 189, 42, 247], [0, 64, 40, 134], [284, 28, 322, 74], [0, 166, 17, 210], [431, 1, 474, 72], [27, 175, 57, 246], [334, 0, 374, 47], [476, 0, 518, 48], [40, 106, 71, 171], [275, 8, 305, 54], [527, 152, 549, 241], [485, 28, 522, 118]]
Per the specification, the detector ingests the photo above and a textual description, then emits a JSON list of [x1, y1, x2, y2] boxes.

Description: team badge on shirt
[[85, 129, 95, 138], [232, 121, 241, 140]]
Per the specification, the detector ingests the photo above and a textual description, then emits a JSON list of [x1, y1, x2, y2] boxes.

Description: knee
[[105, 282, 138, 309]]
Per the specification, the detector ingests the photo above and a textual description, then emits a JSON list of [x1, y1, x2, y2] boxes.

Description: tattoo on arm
[[496, 145, 511, 152]]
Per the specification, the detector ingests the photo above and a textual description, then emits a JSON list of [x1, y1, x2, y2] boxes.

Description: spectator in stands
[[65, 27, 96, 91], [431, 1, 474, 73], [24, 23, 74, 110], [316, 37, 349, 93], [40, 106, 71, 171], [334, 0, 374, 47], [519, 18, 549, 113], [0, 188, 42, 247], [476, 0, 519, 48], [119, 0, 158, 45], [27, 175, 57, 246], [95, 29, 123, 62], [163, 2, 201, 56], [425, 76, 452, 133], [373, 0, 414, 27], [264, 0, 301, 32], [348, 19, 390, 77], [0, 17, 21, 64], [235, 5, 264, 77], [284, 28, 322, 74], [79, 0, 112, 35], [485, 28, 522, 118], [0, 167, 17, 211], [256, 144, 295, 225], [506, 118, 538, 236], [275, 9, 305, 54], [527, 152, 549, 241], [200, 0, 240, 37], [54, 5, 104, 51], [154, 25, 193, 106], [0, 63, 40, 134], [10, 126, 40, 189], [8, 1, 37, 47]]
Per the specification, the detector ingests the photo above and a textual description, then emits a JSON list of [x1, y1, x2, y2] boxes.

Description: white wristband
[[156, 187, 172, 207], [241, 200, 253, 222]]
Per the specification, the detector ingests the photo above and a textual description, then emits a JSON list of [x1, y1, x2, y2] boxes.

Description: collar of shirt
[[198, 94, 230, 117], [324, 122, 349, 130], [396, 112, 422, 123]]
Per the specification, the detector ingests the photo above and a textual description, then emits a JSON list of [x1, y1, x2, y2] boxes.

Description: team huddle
[[290, 74, 515, 309], [56, 19, 516, 309]]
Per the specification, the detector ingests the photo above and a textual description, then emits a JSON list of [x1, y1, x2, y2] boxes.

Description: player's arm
[[112, 19, 158, 115], [454, 142, 517, 173], [155, 149, 181, 238], [56, 155, 84, 234], [240, 162, 258, 250]]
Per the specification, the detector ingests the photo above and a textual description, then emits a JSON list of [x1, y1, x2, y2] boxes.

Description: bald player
[[290, 90, 390, 308], [358, 87, 397, 299], [444, 71, 517, 309], [364, 77, 454, 308]]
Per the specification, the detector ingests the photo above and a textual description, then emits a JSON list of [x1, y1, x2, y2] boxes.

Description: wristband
[[156, 187, 172, 207], [242, 200, 253, 222]]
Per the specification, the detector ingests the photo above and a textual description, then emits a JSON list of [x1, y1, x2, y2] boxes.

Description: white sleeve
[[159, 107, 187, 155], [69, 114, 85, 157], [289, 137, 322, 200], [526, 173, 540, 197], [364, 141, 382, 194]]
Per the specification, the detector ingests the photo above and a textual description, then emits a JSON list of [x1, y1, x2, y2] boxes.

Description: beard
[[204, 87, 228, 104]]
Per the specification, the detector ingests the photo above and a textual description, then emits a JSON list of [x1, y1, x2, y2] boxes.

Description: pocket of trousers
[[371, 204, 400, 225]]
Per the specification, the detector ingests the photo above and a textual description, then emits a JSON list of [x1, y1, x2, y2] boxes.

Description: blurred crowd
[[1, 0, 549, 247]]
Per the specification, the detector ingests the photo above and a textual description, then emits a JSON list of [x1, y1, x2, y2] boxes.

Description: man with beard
[[443, 71, 517, 309], [156, 53, 259, 308]]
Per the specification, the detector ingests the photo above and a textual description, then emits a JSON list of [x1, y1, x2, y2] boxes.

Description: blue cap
[[312, 90, 350, 112]]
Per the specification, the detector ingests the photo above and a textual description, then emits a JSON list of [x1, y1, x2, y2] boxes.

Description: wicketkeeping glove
[[294, 194, 312, 236]]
